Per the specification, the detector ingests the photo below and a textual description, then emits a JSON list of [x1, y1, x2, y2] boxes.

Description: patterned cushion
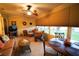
[[2, 35, 9, 42]]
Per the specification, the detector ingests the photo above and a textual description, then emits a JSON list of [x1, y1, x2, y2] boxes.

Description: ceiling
[[0, 3, 64, 18]]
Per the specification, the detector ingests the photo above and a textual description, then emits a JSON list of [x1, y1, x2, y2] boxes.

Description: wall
[[0, 15, 4, 35], [69, 4, 79, 27], [36, 4, 70, 26], [8, 15, 36, 35], [36, 4, 79, 27]]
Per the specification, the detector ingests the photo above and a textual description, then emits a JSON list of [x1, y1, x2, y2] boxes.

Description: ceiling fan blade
[[27, 5, 32, 11], [33, 10, 38, 16]]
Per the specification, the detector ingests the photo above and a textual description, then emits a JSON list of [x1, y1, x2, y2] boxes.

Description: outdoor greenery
[[71, 31, 79, 41]]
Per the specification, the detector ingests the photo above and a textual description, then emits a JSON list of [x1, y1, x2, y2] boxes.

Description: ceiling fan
[[23, 5, 38, 16]]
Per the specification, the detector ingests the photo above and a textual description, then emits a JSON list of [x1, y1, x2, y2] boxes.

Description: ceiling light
[[27, 11, 32, 15], [23, 5, 38, 16]]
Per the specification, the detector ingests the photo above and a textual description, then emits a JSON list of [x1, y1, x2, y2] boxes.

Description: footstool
[[15, 39, 31, 56]]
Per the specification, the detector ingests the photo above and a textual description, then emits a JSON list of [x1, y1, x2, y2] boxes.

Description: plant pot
[[64, 42, 71, 47]]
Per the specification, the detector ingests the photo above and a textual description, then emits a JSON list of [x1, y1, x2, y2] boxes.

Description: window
[[50, 27, 57, 35], [44, 26, 49, 34], [36, 26, 79, 43], [50, 26, 67, 38], [36, 26, 49, 33], [36, 26, 45, 31], [36, 26, 67, 38], [71, 27, 79, 42]]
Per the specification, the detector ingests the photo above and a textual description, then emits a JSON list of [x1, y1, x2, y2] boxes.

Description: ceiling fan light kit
[[27, 11, 32, 15], [26, 5, 38, 16]]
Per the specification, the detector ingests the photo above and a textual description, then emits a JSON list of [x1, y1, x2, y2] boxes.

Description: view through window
[[36, 26, 67, 39], [71, 27, 79, 42]]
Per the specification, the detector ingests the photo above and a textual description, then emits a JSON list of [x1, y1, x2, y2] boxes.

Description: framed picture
[[30, 22, 32, 25], [23, 21, 27, 26]]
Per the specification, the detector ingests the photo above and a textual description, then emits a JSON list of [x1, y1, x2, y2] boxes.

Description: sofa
[[0, 35, 14, 56]]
